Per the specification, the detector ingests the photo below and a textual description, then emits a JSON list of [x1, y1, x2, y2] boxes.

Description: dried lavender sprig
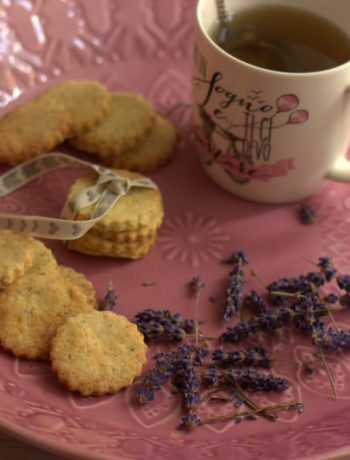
[[172, 348, 202, 429], [219, 307, 293, 343], [222, 251, 249, 321], [135, 353, 175, 404], [136, 321, 165, 341], [201, 367, 288, 392], [135, 309, 195, 331], [135, 309, 195, 342], [267, 275, 315, 302], [222, 368, 289, 392], [135, 345, 193, 405], [223, 265, 245, 322], [98, 281, 117, 311], [268, 257, 337, 304], [212, 345, 272, 368], [312, 327, 350, 353], [220, 294, 331, 343], [173, 361, 201, 412], [136, 320, 188, 342]]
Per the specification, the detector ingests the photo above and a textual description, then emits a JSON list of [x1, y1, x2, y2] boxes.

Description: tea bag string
[[0, 152, 158, 240]]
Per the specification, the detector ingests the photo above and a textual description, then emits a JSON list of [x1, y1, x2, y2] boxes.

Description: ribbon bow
[[0, 152, 158, 240]]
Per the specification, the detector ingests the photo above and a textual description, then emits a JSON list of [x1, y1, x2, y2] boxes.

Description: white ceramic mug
[[192, 0, 350, 203]]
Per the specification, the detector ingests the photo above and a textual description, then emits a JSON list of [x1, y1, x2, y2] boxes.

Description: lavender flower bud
[[190, 275, 205, 294], [194, 346, 210, 365], [201, 366, 220, 386], [98, 281, 117, 311], [222, 250, 249, 265], [244, 290, 270, 313], [298, 203, 315, 224], [317, 256, 337, 281], [337, 274, 350, 292]]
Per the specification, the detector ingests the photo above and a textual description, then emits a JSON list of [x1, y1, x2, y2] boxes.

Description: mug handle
[[326, 85, 350, 182]]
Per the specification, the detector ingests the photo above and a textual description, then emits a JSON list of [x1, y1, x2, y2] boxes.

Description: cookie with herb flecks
[[50, 310, 148, 396], [0, 98, 70, 165], [99, 115, 179, 172], [39, 80, 111, 137], [26, 239, 58, 276], [69, 92, 155, 156], [57, 265, 97, 308], [0, 271, 93, 360], [0, 230, 37, 288]]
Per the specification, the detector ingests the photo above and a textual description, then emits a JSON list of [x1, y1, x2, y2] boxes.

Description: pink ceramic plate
[[0, 1, 350, 459]]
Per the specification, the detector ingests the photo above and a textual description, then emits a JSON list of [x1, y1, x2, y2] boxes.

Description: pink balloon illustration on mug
[[276, 94, 299, 112], [288, 110, 309, 125]]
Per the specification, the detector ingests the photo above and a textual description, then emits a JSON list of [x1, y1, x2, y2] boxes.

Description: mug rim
[[196, 0, 350, 77]]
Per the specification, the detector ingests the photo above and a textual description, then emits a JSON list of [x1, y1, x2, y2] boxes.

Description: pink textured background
[[0, 1, 350, 459]]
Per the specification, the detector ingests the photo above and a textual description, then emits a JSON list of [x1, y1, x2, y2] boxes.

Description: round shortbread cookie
[[0, 272, 93, 359], [65, 169, 164, 233], [57, 265, 97, 307], [40, 80, 111, 137], [0, 230, 36, 288], [26, 239, 58, 276], [50, 310, 148, 396], [101, 115, 179, 172], [0, 98, 70, 165], [66, 231, 157, 259], [69, 92, 155, 156]]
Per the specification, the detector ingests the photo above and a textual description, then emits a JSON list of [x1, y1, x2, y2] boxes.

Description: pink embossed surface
[[0, 1, 350, 459]]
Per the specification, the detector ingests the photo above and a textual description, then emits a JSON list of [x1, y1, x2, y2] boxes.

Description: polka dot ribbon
[[0, 152, 158, 240]]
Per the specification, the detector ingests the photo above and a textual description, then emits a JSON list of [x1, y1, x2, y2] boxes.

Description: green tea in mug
[[210, 5, 350, 72]]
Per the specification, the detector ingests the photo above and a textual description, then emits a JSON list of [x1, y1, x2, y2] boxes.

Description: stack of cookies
[[69, 92, 179, 172], [65, 168, 164, 259], [0, 80, 179, 172], [0, 229, 148, 396], [0, 81, 111, 165]]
